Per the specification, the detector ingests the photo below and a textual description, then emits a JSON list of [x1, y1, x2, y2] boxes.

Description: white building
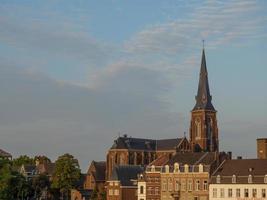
[[209, 159, 267, 200]]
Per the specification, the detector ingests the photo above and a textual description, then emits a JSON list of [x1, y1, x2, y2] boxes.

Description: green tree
[[12, 155, 34, 167], [51, 153, 81, 200], [32, 174, 50, 199]]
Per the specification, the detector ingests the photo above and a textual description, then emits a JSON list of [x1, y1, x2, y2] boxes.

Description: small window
[[213, 188, 217, 198], [162, 180, 167, 191], [244, 188, 249, 197], [252, 189, 257, 197], [248, 174, 253, 183], [220, 188, 224, 198], [228, 188, 232, 197], [140, 186, 144, 194], [195, 180, 200, 191], [262, 189, 266, 198], [175, 180, 180, 191], [216, 175, 221, 184], [109, 189, 113, 196], [188, 179, 193, 191], [181, 179, 186, 191], [264, 175, 267, 183], [155, 187, 159, 195], [168, 178, 173, 191], [236, 188, 241, 197], [203, 180, 208, 191], [232, 175, 236, 183]]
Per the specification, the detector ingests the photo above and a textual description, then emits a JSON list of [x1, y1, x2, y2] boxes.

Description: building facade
[[209, 159, 267, 200]]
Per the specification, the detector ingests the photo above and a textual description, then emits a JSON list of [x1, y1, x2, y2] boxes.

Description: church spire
[[192, 47, 215, 111]]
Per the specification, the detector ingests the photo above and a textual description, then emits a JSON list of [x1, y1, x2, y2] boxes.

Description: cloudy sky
[[0, 0, 266, 171]]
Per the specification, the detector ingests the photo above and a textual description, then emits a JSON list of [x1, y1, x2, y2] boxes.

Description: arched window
[[165, 165, 169, 173], [195, 118, 201, 139], [248, 174, 253, 183], [174, 163, 179, 173], [216, 175, 221, 184], [232, 175, 236, 183]]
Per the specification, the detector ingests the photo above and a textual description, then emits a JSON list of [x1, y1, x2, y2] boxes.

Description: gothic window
[[195, 118, 201, 139]]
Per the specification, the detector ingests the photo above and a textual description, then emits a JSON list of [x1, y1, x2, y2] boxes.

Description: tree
[[51, 153, 81, 200], [12, 155, 34, 167], [32, 174, 50, 199]]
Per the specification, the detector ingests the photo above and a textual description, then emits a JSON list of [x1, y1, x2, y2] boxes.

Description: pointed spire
[[192, 47, 215, 111]]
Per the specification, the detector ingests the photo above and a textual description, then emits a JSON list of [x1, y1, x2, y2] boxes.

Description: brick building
[[106, 165, 144, 200], [257, 138, 267, 159]]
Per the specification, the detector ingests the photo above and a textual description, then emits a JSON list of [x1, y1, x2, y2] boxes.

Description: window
[[203, 180, 208, 191], [174, 163, 179, 172], [109, 189, 113, 196], [244, 188, 249, 197], [195, 180, 200, 191], [188, 179, 192, 191], [228, 188, 232, 197], [232, 175, 236, 183], [262, 189, 266, 198], [213, 188, 217, 198], [162, 180, 167, 191], [220, 188, 224, 198], [155, 187, 159, 195], [248, 175, 253, 183], [265, 175, 267, 183], [148, 187, 153, 195], [140, 186, 144, 194], [114, 189, 119, 196], [168, 178, 173, 191], [252, 189, 257, 197], [236, 188, 241, 197], [216, 175, 221, 184], [175, 180, 180, 191], [195, 119, 201, 139], [181, 179, 186, 191], [194, 197, 199, 200]]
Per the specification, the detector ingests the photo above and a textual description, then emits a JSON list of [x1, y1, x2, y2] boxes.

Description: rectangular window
[[155, 187, 159, 195], [162, 180, 167, 191], [220, 188, 224, 198], [114, 189, 119, 196], [203, 180, 208, 191], [181, 179, 186, 191], [252, 189, 257, 197], [109, 189, 113, 196], [228, 188, 232, 197], [213, 188, 217, 198], [262, 189, 266, 198], [236, 188, 240, 197], [188, 179, 192, 191], [168, 178, 173, 191], [244, 188, 249, 197], [195, 180, 200, 191], [114, 182, 118, 186], [175, 180, 179, 191]]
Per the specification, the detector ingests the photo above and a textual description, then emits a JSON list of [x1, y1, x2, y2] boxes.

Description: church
[[105, 47, 220, 180]]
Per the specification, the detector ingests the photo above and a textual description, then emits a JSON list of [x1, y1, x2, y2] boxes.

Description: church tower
[[190, 48, 219, 152]]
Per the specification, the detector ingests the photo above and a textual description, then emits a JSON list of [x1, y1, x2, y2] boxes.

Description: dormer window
[[216, 175, 221, 184], [174, 163, 180, 173], [232, 175, 236, 183], [165, 165, 169, 173], [248, 175, 253, 183], [264, 175, 267, 184]]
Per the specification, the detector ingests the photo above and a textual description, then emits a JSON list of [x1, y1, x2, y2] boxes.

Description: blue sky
[[0, 0, 266, 171]]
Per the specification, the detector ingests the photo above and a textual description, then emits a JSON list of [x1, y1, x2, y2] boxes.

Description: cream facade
[[209, 184, 267, 199]]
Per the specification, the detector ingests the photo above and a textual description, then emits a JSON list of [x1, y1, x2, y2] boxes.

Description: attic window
[[216, 175, 221, 184], [232, 175, 236, 183], [248, 175, 253, 184]]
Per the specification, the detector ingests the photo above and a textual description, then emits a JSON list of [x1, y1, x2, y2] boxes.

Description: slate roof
[[193, 49, 215, 111], [110, 165, 144, 186], [167, 152, 217, 166], [91, 161, 106, 181], [149, 154, 170, 166], [0, 148, 12, 158], [211, 159, 267, 184], [111, 136, 185, 151]]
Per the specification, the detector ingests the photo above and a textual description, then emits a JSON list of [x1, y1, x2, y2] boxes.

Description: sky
[[0, 0, 266, 171]]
